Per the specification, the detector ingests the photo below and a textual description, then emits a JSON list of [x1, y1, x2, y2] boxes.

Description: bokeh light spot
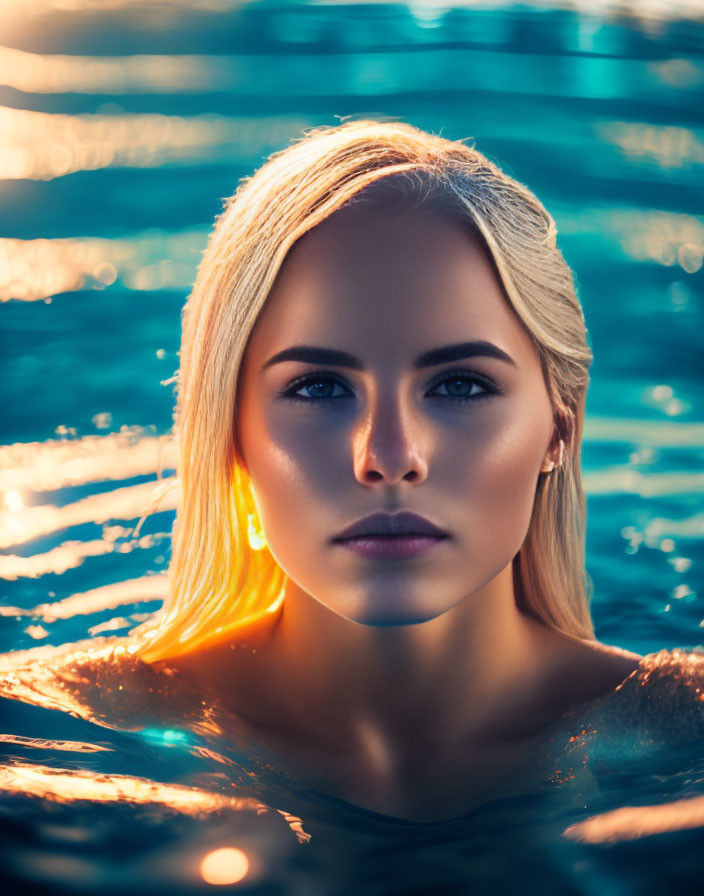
[[199, 847, 249, 886]]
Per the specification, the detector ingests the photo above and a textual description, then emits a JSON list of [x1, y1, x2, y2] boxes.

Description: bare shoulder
[[533, 632, 643, 722], [573, 639, 644, 691], [576, 636, 642, 666]]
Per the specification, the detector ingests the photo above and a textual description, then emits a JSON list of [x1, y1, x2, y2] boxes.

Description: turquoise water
[[1, 0, 703, 892]]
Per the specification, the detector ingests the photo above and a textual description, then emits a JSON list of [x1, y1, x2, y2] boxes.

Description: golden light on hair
[[199, 848, 249, 886]]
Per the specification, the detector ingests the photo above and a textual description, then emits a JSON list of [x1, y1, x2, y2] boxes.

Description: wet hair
[[131, 119, 595, 663]]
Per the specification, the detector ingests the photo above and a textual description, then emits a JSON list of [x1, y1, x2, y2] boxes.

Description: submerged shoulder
[[637, 645, 704, 686], [605, 647, 704, 737], [557, 646, 704, 752], [532, 646, 704, 794], [0, 637, 204, 729]]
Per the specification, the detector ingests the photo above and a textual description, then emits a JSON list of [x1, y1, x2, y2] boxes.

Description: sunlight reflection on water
[[1, 0, 703, 893]]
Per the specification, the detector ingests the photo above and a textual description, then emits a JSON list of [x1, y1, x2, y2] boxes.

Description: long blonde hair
[[132, 119, 595, 664]]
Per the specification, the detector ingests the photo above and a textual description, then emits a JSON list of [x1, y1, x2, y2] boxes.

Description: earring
[[240, 472, 267, 551], [544, 439, 565, 473], [247, 512, 268, 551], [557, 439, 565, 468]]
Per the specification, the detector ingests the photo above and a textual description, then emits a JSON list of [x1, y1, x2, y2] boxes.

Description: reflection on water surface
[[1, 0, 703, 892]]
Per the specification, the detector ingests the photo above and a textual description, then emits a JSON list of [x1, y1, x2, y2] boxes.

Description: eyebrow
[[262, 340, 517, 371]]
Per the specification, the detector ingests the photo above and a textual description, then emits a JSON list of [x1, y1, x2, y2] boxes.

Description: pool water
[[1, 0, 703, 893]]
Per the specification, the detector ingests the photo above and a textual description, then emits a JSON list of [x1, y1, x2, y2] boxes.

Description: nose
[[352, 387, 429, 486]]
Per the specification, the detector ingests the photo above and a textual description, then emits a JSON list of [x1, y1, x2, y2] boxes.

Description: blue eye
[[284, 376, 353, 404], [431, 374, 493, 404], [280, 371, 497, 405]]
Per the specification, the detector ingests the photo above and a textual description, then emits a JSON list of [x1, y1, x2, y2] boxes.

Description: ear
[[541, 439, 563, 473], [541, 414, 571, 473], [540, 445, 558, 474]]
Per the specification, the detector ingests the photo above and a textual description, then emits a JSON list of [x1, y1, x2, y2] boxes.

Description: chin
[[342, 601, 446, 628], [358, 616, 438, 628]]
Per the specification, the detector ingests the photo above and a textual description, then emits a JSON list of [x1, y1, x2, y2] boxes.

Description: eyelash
[[280, 370, 499, 406]]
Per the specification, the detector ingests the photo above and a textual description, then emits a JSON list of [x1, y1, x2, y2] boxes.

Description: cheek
[[451, 406, 549, 548], [243, 408, 344, 550], [250, 456, 343, 598]]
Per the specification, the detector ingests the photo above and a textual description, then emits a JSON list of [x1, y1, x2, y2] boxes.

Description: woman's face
[[236, 196, 557, 626]]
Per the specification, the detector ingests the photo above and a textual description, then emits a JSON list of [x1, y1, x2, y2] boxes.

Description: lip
[[332, 511, 449, 541], [333, 534, 447, 560]]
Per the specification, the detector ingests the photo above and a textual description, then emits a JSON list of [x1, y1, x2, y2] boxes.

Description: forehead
[[245, 199, 535, 367]]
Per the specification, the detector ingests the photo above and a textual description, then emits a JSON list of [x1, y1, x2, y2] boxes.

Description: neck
[[165, 561, 561, 755]]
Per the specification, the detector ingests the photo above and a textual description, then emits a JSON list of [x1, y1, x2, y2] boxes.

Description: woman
[[3, 120, 703, 830], [127, 118, 649, 821]]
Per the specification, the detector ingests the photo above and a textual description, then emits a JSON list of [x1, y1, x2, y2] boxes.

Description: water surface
[[1, 0, 703, 892]]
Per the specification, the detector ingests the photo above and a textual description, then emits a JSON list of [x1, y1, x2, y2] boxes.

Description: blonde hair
[[131, 119, 595, 664]]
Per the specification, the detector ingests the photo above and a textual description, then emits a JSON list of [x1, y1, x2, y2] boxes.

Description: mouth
[[332, 510, 448, 542], [331, 511, 449, 559], [332, 533, 448, 560]]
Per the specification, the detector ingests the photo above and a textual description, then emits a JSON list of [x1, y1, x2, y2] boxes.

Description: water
[[1, 0, 703, 892]]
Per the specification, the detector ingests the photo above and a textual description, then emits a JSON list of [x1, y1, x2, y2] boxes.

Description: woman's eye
[[283, 376, 353, 404], [430, 374, 492, 403], [282, 371, 496, 405]]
